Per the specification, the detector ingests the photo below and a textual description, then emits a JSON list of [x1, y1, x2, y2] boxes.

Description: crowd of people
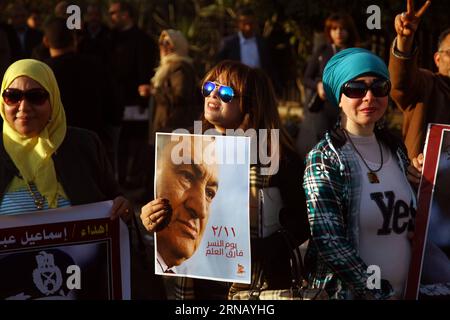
[[0, 0, 449, 300]]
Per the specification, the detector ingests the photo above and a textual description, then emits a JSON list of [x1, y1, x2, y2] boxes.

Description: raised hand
[[395, 0, 431, 53], [317, 81, 326, 100]]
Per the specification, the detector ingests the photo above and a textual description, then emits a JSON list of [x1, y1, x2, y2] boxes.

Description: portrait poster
[[405, 124, 450, 300], [0, 201, 130, 300], [154, 133, 251, 284]]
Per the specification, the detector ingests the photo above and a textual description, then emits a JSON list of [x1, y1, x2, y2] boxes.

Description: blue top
[[0, 183, 71, 215]]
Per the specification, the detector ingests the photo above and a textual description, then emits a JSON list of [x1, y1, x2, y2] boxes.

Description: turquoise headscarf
[[322, 48, 389, 108]]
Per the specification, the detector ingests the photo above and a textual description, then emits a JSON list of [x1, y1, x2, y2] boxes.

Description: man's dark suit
[[7, 26, 43, 61], [216, 34, 280, 94]]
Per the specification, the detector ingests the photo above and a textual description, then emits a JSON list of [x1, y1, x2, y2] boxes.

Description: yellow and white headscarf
[[0, 59, 67, 208]]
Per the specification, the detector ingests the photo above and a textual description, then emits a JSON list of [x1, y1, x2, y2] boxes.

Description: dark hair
[[87, 3, 102, 11], [44, 17, 74, 49], [237, 5, 255, 18], [113, 1, 135, 19], [324, 12, 360, 47], [7, 3, 27, 18], [28, 8, 41, 15], [54, 1, 69, 18], [201, 60, 253, 123], [438, 28, 450, 50]]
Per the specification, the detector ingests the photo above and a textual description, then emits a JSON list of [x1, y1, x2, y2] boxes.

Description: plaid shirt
[[303, 128, 413, 299]]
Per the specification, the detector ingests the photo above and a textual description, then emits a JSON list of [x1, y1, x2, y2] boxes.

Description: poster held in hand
[[405, 124, 450, 300]]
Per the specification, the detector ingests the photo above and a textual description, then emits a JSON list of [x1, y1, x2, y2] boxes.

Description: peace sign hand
[[395, 0, 431, 37], [395, 0, 431, 53]]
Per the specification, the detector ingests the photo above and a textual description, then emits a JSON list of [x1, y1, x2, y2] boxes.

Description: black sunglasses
[[159, 39, 171, 47], [202, 81, 235, 103], [2, 88, 49, 106], [341, 79, 391, 99]]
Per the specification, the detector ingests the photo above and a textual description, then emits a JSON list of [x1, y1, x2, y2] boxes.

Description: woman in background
[[138, 29, 201, 146], [298, 12, 359, 160]]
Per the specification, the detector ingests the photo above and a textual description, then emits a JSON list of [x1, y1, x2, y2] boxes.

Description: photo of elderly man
[[148, 134, 219, 274]]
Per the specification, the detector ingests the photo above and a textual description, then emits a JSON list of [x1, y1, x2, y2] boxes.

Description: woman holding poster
[[140, 61, 310, 299], [303, 48, 417, 299]]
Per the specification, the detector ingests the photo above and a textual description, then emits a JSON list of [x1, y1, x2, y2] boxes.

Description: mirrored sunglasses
[[202, 81, 235, 103], [342, 79, 391, 99], [2, 88, 49, 106]]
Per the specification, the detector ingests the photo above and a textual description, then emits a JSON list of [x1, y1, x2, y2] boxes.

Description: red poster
[[405, 124, 450, 300], [0, 201, 130, 300]]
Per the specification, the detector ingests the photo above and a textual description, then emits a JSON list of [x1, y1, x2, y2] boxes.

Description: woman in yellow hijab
[[0, 59, 131, 219]]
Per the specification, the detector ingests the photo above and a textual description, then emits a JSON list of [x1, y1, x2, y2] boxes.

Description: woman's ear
[[434, 51, 440, 70]]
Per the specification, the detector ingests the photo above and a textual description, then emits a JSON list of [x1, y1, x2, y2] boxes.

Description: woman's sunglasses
[[202, 81, 235, 103], [341, 79, 391, 99], [2, 88, 49, 106], [159, 39, 171, 47]]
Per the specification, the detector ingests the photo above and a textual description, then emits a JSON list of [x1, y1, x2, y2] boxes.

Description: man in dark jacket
[[109, 1, 157, 112], [6, 3, 43, 61], [0, 26, 11, 79], [216, 6, 280, 94], [78, 3, 113, 67], [108, 1, 158, 185], [44, 18, 119, 157]]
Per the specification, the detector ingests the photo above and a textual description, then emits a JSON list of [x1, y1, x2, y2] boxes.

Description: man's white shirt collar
[[156, 251, 177, 274], [238, 32, 260, 68], [238, 31, 256, 44]]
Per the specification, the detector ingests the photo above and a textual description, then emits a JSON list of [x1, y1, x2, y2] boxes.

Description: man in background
[[216, 6, 280, 94], [389, 0, 450, 160], [6, 3, 42, 61], [109, 0, 157, 185]]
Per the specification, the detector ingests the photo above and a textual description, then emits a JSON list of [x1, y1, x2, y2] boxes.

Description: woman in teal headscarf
[[303, 48, 417, 299]]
